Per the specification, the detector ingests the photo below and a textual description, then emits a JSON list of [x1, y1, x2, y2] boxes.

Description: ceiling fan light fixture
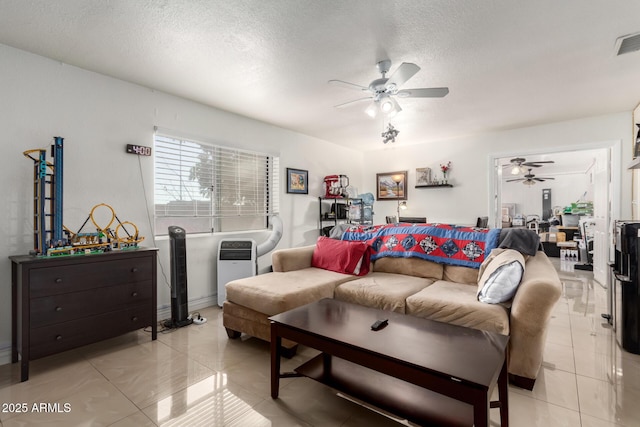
[[389, 99, 402, 117], [524, 180, 536, 186], [379, 96, 402, 117], [380, 97, 394, 113], [364, 102, 378, 118], [511, 165, 521, 175]]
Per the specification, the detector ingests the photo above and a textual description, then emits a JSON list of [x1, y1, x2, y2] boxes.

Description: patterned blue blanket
[[343, 223, 501, 269]]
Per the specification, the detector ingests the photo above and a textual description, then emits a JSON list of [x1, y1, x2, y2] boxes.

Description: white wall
[[0, 44, 365, 363], [363, 114, 632, 225]]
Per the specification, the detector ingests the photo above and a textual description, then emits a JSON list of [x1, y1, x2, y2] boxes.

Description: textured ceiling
[[1, 0, 640, 152]]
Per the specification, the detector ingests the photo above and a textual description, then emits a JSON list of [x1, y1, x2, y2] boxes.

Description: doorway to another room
[[491, 142, 621, 287]]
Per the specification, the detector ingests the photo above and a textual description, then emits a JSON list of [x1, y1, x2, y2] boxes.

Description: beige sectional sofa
[[223, 241, 561, 390]]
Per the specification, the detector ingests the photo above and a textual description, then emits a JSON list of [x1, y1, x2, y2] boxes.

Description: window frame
[[153, 132, 279, 236]]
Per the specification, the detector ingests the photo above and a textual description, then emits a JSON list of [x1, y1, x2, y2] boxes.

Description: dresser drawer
[[30, 305, 152, 359], [29, 255, 154, 298], [30, 281, 153, 328]]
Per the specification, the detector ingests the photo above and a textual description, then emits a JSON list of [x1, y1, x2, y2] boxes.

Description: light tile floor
[[1, 259, 639, 426]]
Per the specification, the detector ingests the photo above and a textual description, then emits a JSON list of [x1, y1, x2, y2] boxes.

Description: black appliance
[[336, 203, 348, 219], [542, 189, 551, 220], [165, 226, 193, 328], [612, 221, 640, 354]]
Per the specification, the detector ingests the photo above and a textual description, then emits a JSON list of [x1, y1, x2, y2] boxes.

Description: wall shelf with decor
[[415, 184, 453, 188]]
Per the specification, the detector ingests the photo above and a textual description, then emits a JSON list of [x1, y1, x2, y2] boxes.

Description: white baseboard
[[156, 294, 217, 322], [0, 342, 11, 366]]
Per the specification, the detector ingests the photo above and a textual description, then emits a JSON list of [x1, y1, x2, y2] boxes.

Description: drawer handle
[[55, 278, 63, 283], [131, 316, 138, 322], [131, 267, 139, 273], [56, 335, 62, 341], [55, 306, 62, 312], [131, 292, 138, 297]]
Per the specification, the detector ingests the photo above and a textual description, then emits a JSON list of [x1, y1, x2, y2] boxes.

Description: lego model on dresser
[[10, 248, 158, 381]]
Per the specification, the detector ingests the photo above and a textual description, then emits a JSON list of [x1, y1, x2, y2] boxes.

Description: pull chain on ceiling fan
[[329, 59, 449, 118]]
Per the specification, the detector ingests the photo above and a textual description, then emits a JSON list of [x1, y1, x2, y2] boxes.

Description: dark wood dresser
[[10, 248, 158, 381]]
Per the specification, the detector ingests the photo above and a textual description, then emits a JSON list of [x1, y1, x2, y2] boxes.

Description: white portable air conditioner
[[217, 239, 257, 307]]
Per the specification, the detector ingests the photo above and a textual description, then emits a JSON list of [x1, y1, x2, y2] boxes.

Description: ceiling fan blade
[[328, 79, 368, 92], [506, 178, 525, 182], [396, 87, 449, 98], [536, 177, 555, 181], [385, 62, 420, 90], [523, 161, 554, 166], [334, 96, 373, 108]]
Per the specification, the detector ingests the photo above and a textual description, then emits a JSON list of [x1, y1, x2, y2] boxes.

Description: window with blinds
[[154, 133, 279, 235]]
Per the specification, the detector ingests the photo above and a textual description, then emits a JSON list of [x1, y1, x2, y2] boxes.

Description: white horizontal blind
[[154, 134, 278, 235]]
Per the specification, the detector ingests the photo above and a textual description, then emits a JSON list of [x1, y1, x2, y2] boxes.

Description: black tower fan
[[165, 226, 193, 328]]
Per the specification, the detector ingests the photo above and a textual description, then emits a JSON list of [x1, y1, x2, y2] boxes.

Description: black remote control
[[371, 319, 388, 331]]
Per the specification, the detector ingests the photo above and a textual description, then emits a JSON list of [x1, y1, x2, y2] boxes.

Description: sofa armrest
[[272, 245, 316, 272], [508, 251, 562, 381]]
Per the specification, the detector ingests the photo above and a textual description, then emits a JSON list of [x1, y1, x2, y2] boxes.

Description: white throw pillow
[[477, 248, 525, 304]]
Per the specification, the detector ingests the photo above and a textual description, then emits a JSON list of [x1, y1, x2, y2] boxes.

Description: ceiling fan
[[328, 60, 449, 118], [505, 157, 555, 175], [506, 168, 555, 185]]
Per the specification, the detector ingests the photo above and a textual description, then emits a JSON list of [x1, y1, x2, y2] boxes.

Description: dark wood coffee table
[[270, 298, 509, 427]]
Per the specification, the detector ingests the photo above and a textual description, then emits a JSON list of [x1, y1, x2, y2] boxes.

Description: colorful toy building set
[[23, 136, 144, 256]]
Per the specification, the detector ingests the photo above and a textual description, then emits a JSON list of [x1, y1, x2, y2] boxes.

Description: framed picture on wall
[[286, 168, 308, 194], [376, 171, 407, 200], [415, 167, 432, 186]]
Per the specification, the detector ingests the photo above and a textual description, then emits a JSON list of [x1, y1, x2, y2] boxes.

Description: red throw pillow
[[311, 237, 371, 276]]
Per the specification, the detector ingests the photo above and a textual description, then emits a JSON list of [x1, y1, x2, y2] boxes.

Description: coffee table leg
[[498, 358, 509, 426], [271, 322, 281, 398], [473, 395, 489, 427], [322, 352, 332, 373]]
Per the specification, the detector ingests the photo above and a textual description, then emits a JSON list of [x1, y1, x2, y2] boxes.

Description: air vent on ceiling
[[616, 32, 640, 56]]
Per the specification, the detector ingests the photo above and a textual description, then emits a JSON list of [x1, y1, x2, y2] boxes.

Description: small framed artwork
[[415, 167, 432, 186], [376, 171, 407, 200], [286, 168, 308, 194]]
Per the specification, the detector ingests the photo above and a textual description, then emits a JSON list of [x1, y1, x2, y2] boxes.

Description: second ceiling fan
[[329, 60, 449, 118], [506, 168, 555, 185]]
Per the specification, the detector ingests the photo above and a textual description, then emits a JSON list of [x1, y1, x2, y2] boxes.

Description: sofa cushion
[[373, 256, 443, 280], [312, 236, 371, 276], [406, 280, 510, 335], [335, 272, 434, 313], [225, 268, 356, 315], [442, 265, 478, 285], [272, 245, 315, 272], [477, 248, 525, 304]]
